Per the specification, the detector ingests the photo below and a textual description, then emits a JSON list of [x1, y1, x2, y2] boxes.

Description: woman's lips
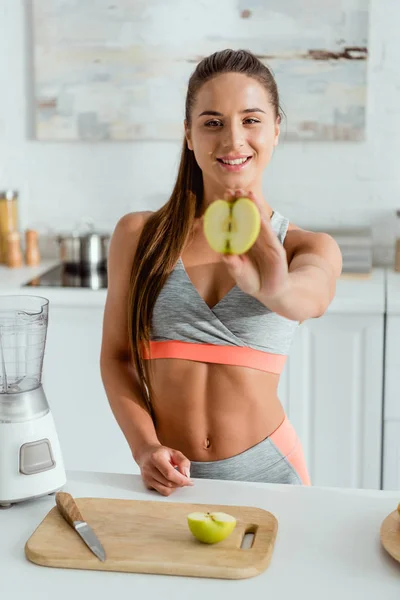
[[216, 156, 253, 172]]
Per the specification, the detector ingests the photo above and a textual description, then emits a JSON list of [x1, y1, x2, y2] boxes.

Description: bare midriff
[[148, 358, 285, 462]]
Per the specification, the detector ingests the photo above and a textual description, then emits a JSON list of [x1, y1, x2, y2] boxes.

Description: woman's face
[[186, 72, 280, 196]]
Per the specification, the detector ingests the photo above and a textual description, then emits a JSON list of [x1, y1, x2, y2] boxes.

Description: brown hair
[[127, 49, 282, 415]]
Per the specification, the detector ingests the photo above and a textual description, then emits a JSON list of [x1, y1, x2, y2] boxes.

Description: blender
[[0, 295, 66, 508]]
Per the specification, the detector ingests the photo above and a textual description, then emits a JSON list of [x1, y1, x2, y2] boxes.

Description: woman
[[100, 49, 342, 496]]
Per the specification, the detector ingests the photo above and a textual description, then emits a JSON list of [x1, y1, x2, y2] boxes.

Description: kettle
[[56, 219, 110, 273]]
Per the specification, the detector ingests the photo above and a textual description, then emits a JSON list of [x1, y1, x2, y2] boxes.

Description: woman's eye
[[204, 118, 260, 127], [204, 120, 222, 127]]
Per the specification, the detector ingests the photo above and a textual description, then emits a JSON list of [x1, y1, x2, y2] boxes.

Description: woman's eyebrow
[[198, 110, 223, 117], [198, 108, 266, 117], [242, 108, 266, 114]]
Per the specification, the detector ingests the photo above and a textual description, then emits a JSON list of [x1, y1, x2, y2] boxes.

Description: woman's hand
[[220, 189, 289, 301], [137, 443, 194, 496]]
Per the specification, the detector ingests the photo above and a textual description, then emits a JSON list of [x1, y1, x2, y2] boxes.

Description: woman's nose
[[221, 122, 244, 149]]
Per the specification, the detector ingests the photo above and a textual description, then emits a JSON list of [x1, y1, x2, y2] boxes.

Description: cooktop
[[24, 263, 108, 290]]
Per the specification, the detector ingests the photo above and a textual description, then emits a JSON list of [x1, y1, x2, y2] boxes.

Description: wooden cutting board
[[380, 508, 400, 564], [25, 497, 278, 579]]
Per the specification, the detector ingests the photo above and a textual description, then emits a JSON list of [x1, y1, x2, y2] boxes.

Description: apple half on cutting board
[[187, 511, 237, 544]]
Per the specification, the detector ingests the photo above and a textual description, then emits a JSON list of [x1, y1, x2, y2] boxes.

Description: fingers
[[149, 469, 177, 488], [154, 451, 194, 487], [223, 188, 244, 202], [221, 189, 232, 202], [141, 447, 194, 492], [142, 464, 181, 496], [225, 188, 270, 223], [245, 190, 271, 224], [144, 468, 180, 496], [170, 449, 192, 479], [221, 251, 244, 272], [145, 478, 175, 497], [142, 468, 191, 497]]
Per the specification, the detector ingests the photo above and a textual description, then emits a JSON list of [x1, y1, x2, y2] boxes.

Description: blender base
[[0, 486, 65, 509], [0, 386, 67, 506]]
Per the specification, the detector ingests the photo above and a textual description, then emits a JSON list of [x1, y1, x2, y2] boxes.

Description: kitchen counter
[[0, 260, 107, 307], [0, 259, 60, 290], [0, 260, 387, 313], [0, 471, 398, 599]]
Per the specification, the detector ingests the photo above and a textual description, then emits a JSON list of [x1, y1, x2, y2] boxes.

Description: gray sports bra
[[148, 210, 299, 358]]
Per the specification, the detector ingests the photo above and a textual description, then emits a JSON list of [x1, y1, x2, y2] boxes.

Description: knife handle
[[56, 492, 84, 526]]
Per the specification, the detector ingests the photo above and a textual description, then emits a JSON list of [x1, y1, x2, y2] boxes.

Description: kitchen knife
[[55, 492, 106, 562]]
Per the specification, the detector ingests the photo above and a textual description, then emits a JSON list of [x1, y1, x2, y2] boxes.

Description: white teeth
[[221, 157, 249, 165]]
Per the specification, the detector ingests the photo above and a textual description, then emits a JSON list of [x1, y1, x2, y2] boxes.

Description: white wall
[[0, 0, 399, 264]]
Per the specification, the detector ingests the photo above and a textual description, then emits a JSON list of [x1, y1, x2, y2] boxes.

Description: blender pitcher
[[0, 295, 48, 393], [0, 295, 66, 508]]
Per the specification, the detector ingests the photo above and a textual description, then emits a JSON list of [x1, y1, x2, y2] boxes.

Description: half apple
[[203, 197, 261, 255], [187, 511, 237, 544]]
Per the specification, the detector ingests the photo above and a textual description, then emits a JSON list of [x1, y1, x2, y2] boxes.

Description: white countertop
[[0, 259, 60, 290], [0, 261, 387, 313], [0, 471, 398, 599], [0, 260, 107, 307]]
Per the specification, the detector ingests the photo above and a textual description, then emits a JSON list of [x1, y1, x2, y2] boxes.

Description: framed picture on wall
[[32, 0, 369, 142]]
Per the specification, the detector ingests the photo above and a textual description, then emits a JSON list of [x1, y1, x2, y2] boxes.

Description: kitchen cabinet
[[278, 269, 386, 490], [382, 271, 400, 490], [383, 422, 400, 490], [278, 314, 384, 490], [42, 305, 138, 476]]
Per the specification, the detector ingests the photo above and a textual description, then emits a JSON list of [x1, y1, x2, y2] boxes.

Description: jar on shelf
[[0, 190, 19, 264], [6, 231, 22, 268]]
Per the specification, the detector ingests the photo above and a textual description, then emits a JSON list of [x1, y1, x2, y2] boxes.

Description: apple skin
[[187, 511, 237, 544]]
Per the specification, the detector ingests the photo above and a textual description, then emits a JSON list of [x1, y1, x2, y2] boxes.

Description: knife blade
[[55, 492, 106, 562]]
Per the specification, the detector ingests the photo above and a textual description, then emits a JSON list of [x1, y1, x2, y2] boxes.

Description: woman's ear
[[184, 120, 193, 151], [274, 115, 281, 147]]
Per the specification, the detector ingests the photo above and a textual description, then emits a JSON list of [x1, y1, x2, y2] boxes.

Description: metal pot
[[56, 232, 81, 270], [80, 230, 110, 271], [56, 221, 110, 273]]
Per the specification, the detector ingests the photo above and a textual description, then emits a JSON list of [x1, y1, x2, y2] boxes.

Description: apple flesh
[[203, 197, 261, 255], [187, 511, 237, 544]]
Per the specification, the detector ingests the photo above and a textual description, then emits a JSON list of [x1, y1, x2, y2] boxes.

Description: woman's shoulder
[[108, 210, 154, 263], [113, 210, 154, 237], [284, 220, 342, 277], [285, 219, 338, 250]]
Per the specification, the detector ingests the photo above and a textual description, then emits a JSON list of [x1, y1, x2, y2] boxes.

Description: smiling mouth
[[216, 156, 253, 171], [216, 156, 252, 166]]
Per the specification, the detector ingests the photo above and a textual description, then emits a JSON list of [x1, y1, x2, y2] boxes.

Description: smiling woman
[[186, 69, 280, 196], [100, 49, 342, 496]]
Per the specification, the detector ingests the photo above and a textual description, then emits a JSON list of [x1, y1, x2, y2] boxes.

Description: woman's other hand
[[137, 444, 194, 496]]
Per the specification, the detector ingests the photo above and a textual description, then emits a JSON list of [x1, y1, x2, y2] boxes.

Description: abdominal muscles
[[148, 359, 285, 461]]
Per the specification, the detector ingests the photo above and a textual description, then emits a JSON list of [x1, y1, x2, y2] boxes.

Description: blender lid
[[0, 295, 49, 314]]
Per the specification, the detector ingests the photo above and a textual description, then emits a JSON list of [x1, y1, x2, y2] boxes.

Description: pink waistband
[[270, 416, 312, 486], [140, 340, 287, 374]]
